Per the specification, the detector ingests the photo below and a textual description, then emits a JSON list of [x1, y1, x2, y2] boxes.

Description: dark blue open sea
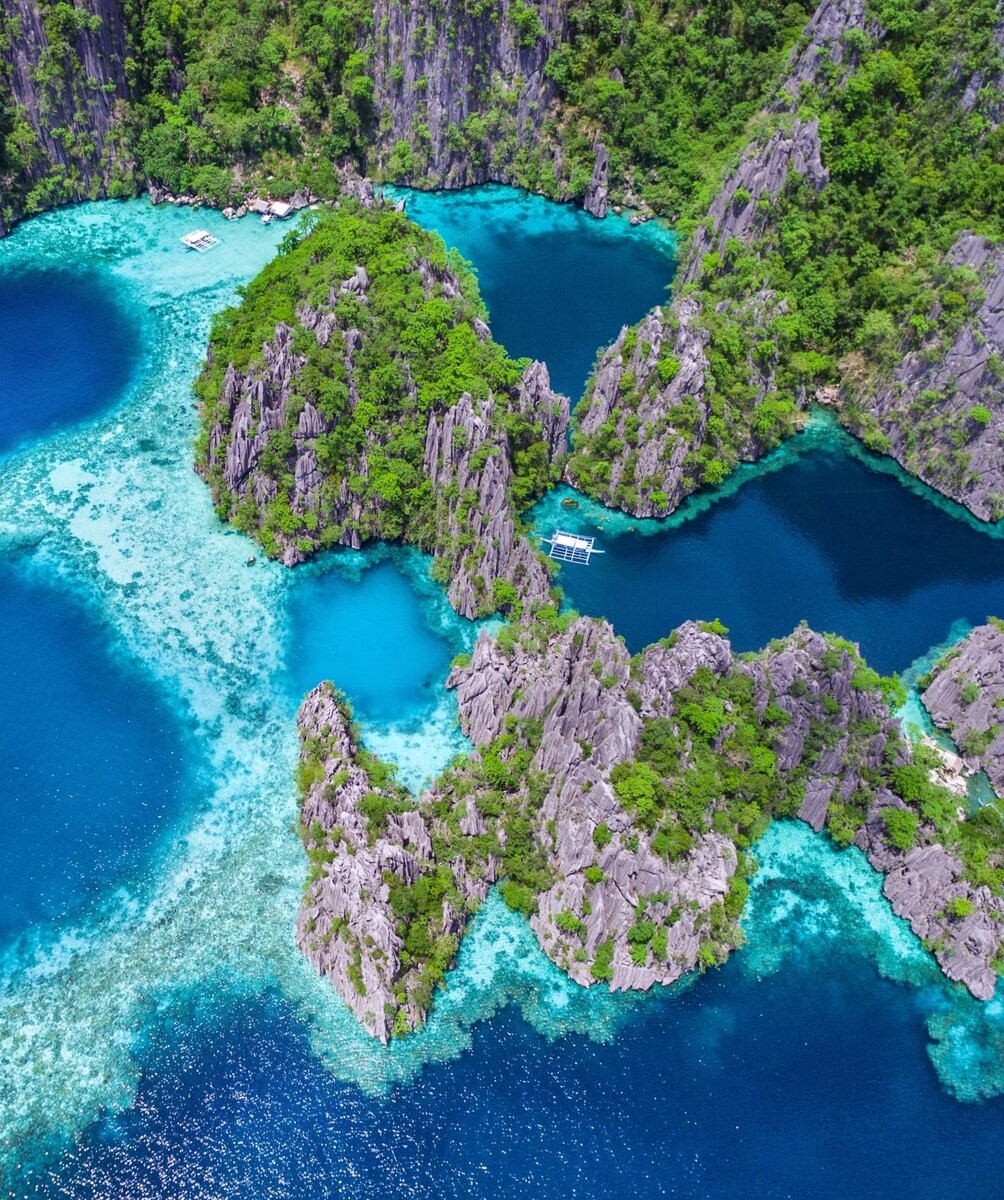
[[1, 191, 1003, 1200]]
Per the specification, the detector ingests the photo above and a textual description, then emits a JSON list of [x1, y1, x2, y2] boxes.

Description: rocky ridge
[[923, 621, 1004, 795], [842, 233, 1004, 523], [199, 200, 568, 619], [296, 611, 1004, 1040], [363, 0, 567, 192], [566, 288, 795, 517], [564, 0, 867, 515]]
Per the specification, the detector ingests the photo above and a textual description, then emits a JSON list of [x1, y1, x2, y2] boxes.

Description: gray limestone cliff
[[363, 0, 567, 192], [565, 0, 867, 514], [566, 288, 797, 516], [923, 622, 1004, 796], [0, 0, 132, 231], [296, 683, 487, 1043], [296, 611, 1004, 1039], [842, 233, 1004, 523], [198, 202, 569, 620]]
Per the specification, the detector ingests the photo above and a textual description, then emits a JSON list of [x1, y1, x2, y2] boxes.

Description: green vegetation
[[568, 0, 1004, 516], [197, 201, 561, 610], [299, 616, 1004, 1033], [121, 0, 375, 202]]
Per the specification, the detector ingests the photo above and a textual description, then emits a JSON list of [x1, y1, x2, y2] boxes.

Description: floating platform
[[541, 530, 605, 565], [180, 229, 219, 252]]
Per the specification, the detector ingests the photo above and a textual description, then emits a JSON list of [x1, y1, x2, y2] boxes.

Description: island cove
[[194, 192, 1004, 1041], [4, 194, 1004, 1198]]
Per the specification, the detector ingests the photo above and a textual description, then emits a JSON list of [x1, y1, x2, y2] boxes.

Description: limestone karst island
[[3, 0, 1004, 1193]]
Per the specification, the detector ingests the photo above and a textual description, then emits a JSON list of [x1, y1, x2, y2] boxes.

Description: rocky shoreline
[[922, 621, 1004, 796], [197, 195, 568, 619], [297, 610, 1004, 1040]]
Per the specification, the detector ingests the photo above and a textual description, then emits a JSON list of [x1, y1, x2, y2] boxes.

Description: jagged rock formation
[[566, 289, 796, 516], [582, 143, 609, 219], [297, 611, 1004, 1039], [565, 0, 868, 514], [363, 0, 567, 191], [842, 233, 1004, 523], [923, 622, 1004, 795], [568, 0, 1004, 528], [774, 0, 868, 105], [296, 684, 487, 1043], [682, 120, 827, 287], [198, 200, 568, 619], [0, 0, 132, 231]]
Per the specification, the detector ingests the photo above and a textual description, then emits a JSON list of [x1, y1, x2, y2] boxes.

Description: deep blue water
[[393, 185, 676, 399], [0, 269, 140, 451], [31, 949, 1004, 1199], [550, 443, 1004, 674], [0, 563, 191, 939]]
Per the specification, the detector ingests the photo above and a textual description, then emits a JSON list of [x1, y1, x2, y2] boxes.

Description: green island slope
[[1, 0, 822, 225], [295, 603, 1004, 1042], [196, 199, 568, 617], [566, 0, 1004, 522], [7, 0, 1004, 517]]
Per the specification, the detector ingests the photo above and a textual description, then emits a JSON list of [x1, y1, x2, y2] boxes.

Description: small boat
[[540, 530, 605, 565]]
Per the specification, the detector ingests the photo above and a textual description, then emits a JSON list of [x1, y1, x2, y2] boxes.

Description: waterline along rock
[[197, 199, 568, 619], [922, 621, 1004, 797], [297, 609, 1004, 1040], [567, 0, 1004, 528]]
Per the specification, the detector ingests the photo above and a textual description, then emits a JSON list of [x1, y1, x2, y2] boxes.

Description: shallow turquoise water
[[1, 196, 1004, 1198], [287, 553, 467, 724], [389, 185, 676, 399]]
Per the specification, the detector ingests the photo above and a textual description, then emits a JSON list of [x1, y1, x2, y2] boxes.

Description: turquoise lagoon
[[388, 184, 676, 399], [1, 192, 1004, 1198]]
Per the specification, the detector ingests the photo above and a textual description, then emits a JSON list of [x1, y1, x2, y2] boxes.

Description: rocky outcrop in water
[[566, 288, 799, 516], [297, 611, 1004, 1038], [842, 233, 1004, 523], [923, 622, 1004, 796], [0, 0, 132, 230], [296, 683, 487, 1043], [199, 201, 568, 619], [564, 0, 868, 512]]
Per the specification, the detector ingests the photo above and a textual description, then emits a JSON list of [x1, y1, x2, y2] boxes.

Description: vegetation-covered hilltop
[[196, 198, 567, 617], [297, 604, 1004, 1041], [0, 0, 821, 224], [6, 0, 1004, 519], [566, 0, 1004, 522]]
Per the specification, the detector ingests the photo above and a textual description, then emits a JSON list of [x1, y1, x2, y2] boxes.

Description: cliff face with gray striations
[[843, 233, 1004, 523], [363, 0, 568, 191], [200, 203, 568, 619], [565, 0, 866, 514], [424, 361, 568, 616], [923, 622, 1004, 795], [0, 0, 132, 231], [296, 683, 488, 1043], [296, 612, 1004, 1040], [566, 288, 793, 517]]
